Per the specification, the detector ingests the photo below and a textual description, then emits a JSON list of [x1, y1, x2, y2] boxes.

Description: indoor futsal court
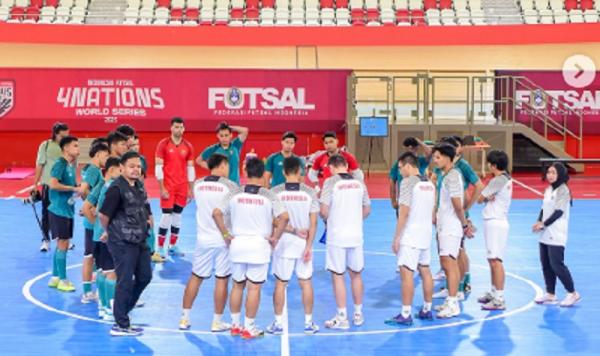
[[0, 175, 598, 354], [2, 2, 600, 354]]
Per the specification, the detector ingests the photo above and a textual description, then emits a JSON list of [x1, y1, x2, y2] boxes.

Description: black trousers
[[107, 240, 152, 328], [41, 184, 51, 242], [539, 243, 575, 294]]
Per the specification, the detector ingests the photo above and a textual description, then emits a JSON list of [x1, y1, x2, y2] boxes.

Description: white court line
[[512, 178, 544, 197], [281, 288, 290, 356], [17, 185, 35, 195], [22, 252, 544, 340]]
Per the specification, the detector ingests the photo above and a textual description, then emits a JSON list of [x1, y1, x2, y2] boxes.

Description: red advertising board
[[0, 68, 350, 132], [496, 70, 599, 135]]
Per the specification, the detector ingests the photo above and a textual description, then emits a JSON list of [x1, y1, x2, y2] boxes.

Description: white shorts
[[437, 234, 461, 259], [231, 262, 269, 284], [484, 219, 509, 260], [398, 245, 431, 271], [326, 245, 364, 274], [272, 256, 313, 281], [192, 246, 231, 279]]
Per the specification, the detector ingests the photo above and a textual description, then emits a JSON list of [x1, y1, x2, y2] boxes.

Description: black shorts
[[84, 228, 94, 257], [93, 242, 114, 271], [49, 212, 74, 240]]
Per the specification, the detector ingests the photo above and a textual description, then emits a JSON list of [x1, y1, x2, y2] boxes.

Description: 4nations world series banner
[[0, 69, 351, 132]]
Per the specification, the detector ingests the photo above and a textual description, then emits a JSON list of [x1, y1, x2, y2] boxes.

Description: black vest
[[108, 176, 149, 244]]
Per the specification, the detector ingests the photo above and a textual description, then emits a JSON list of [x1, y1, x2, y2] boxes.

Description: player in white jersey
[[432, 144, 473, 318], [266, 156, 320, 335], [476, 150, 513, 310], [320, 154, 371, 330], [213, 158, 289, 340], [179, 154, 238, 331], [385, 152, 435, 326]]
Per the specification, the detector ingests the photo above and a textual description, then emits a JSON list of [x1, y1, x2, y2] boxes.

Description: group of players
[[33, 118, 580, 337]]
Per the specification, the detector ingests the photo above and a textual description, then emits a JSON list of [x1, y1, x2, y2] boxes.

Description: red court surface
[[3, 172, 599, 200]]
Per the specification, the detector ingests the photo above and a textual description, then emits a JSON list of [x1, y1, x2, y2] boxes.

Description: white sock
[[231, 313, 241, 326], [401, 305, 411, 318], [213, 313, 222, 323], [491, 286, 497, 293], [423, 302, 432, 312], [354, 304, 363, 314], [495, 290, 504, 299], [447, 296, 458, 304], [244, 317, 255, 329], [275, 314, 283, 325], [337, 307, 347, 319], [182, 308, 191, 320], [305, 314, 313, 324]]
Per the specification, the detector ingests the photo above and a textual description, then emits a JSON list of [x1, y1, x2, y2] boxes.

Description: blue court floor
[[0, 198, 598, 355]]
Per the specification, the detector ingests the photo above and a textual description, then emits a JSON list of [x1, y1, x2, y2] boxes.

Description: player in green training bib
[[265, 131, 306, 188], [80, 142, 110, 303], [47, 136, 82, 293], [197, 122, 249, 184]]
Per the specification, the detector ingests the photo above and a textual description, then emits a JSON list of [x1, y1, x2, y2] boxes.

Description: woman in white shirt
[[532, 163, 580, 307]]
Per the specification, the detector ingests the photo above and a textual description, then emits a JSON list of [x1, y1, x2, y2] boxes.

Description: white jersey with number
[[398, 175, 435, 249], [271, 183, 319, 259], [194, 175, 238, 248], [436, 168, 464, 237], [320, 173, 371, 248], [482, 173, 513, 221], [216, 184, 287, 264]]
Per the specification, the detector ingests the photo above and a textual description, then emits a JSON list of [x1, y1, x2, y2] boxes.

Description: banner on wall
[[495, 70, 600, 134], [0, 68, 350, 132]]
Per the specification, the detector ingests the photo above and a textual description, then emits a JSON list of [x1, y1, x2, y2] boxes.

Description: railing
[[351, 73, 584, 158]]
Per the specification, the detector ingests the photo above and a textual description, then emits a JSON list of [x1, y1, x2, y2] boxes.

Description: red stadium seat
[[423, 0, 437, 10], [45, 0, 59, 7], [367, 8, 379, 22], [30, 0, 44, 8], [247, 0, 260, 9], [439, 0, 453, 9], [321, 0, 334, 8], [411, 9, 426, 25], [231, 8, 244, 20], [171, 8, 183, 21], [580, 0, 594, 10], [396, 8, 410, 24], [564, 0, 577, 11], [262, 0, 276, 8], [185, 7, 199, 21], [10, 7, 26, 21], [246, 7, 259, 20], [157, 0, 171, 8], [336, 0, 349, 8], [25, 6, 40, 21], [351, 8, 365, 25]]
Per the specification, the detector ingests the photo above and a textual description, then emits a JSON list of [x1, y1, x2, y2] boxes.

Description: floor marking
[[23, 251, 544, 339], [512, 178, 544, 196]]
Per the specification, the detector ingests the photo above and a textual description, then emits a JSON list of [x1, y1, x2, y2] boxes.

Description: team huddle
[[33, 118, 581, 338]]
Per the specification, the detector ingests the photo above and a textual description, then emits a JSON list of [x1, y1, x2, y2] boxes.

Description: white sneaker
[[457, 291, 465, 301], [324, 315, 350, 330], [103, 309, 114, 322], [211, 320, 232, 332], [179, 318, 191, 330], [433, 270, 446, 281], [433, 288, 449, 299], [40, 240, 50, 252], [353, 312, 364, 326], [534, 293, 558, 305], [80, 292, 97, 304], [436, 300, 460, 319], [559, 292, 581, 307], [98, 308, 106, 319]]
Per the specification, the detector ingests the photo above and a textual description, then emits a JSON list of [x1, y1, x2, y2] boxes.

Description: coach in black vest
[[99, 151, 153, 337]]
